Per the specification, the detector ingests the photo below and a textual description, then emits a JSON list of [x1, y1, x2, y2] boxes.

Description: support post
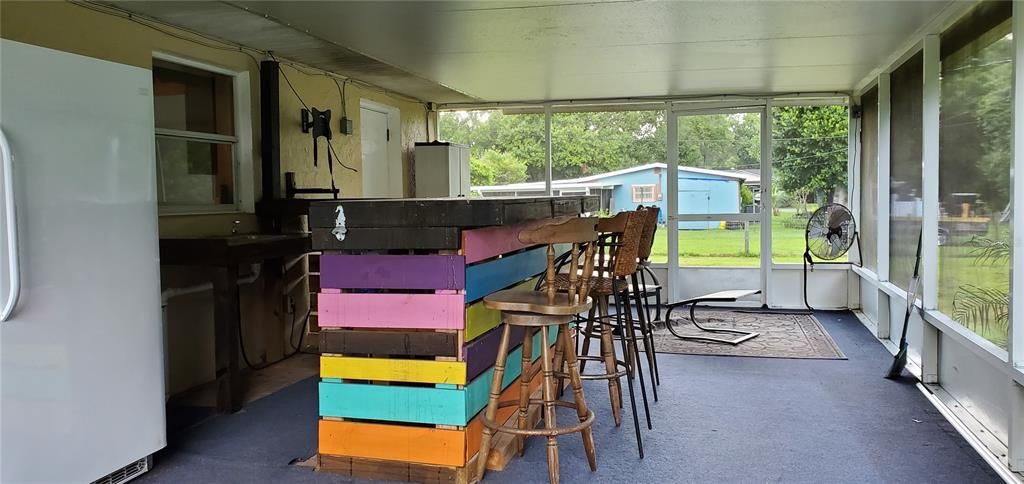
[[920, 34, 941, 384], [544, 104, 553, 196], [260, 60, 281, 203], [1010, 381, 1024, 470], [760, 100, 773, 307], [877, 74, 892, 283], [1010, 0, 1024, 369], [212, 265, 242, 413], [922, 35, 940, 311], [666, 104, 680, 301]]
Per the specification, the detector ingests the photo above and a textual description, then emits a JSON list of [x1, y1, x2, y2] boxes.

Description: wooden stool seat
[[484, 290, 592, 317]]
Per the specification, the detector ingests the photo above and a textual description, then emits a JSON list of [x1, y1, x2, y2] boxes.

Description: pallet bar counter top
[[311, 196, 598, 483]]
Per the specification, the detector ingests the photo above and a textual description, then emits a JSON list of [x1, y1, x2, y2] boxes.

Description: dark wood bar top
[[307, 195, 602, 250], [308, 196, 600, 251]]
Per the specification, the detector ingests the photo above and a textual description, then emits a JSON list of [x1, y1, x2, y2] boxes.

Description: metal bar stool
[[571, 209, 653, 456], [477, 216, 600, 484], [633, 205, 662, 386]]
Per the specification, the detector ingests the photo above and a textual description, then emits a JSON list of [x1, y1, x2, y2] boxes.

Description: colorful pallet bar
[[311, 196, 595, 481]]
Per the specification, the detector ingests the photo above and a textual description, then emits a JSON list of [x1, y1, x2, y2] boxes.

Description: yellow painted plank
[[464, 301, 501, 342], [464, 280, 535, 342], [321, 355, 467, 385]]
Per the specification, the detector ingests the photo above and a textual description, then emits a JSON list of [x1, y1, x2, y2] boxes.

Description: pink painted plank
[[318, 292, 465, 329], [461, 219, 553, 264]]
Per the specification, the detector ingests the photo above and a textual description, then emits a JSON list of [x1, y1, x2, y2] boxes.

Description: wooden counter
[[310, 196, 597, 482]]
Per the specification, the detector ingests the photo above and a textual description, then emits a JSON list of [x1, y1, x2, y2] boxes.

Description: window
[[889, 52, 924, 290], [632, 184, 657, 203], [938, 4, 1012, 349], [153, 58, 237, 210]]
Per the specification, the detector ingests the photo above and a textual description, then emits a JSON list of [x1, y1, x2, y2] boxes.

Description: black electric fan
[[803, 203, 861, 310]]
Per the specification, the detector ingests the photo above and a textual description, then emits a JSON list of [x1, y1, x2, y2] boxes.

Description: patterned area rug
[[653, 309, 846, 359]]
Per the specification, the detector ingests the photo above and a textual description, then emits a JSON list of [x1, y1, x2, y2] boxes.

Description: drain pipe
[[161, 263, 262, 399]]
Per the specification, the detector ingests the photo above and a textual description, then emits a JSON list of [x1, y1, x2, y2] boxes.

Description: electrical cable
[[73, 1, 262, 70], [272, 54, 357, 183], [238, 304, 314, 371]]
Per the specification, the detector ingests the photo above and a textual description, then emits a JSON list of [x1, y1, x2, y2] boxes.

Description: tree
[[441, 107, 849, 199], [469, 149, 528, 186], [772, 105, 849, 211]]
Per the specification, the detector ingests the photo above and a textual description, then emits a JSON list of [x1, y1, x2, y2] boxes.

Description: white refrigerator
[[0, 40, 166, 483]]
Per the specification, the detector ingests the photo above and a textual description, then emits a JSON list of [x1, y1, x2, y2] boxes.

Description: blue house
[[473, 163, 758, 229]]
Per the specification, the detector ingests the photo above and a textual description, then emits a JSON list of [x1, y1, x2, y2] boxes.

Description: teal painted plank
[[465, 246, 547, 302], [319, 381, 465, 425], [318, 327, 559, 426]]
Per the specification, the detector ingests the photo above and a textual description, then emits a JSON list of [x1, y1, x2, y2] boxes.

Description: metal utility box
[[414, 142, 470, 197]]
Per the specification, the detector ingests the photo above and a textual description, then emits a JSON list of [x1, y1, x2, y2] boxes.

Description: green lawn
[[645, 208, 1011, 348], [936, 234, 1010, 350], [649, 208, 830, 266]]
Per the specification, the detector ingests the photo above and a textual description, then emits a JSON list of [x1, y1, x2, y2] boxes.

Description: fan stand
[[803, 231, 863, 311]]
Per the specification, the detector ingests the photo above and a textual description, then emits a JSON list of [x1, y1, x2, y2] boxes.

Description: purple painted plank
[[320, 254, 465, 290], [463, 324, 526, 381]]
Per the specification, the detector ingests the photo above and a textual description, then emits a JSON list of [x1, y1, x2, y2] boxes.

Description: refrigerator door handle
[[0, 127, 20, 322]]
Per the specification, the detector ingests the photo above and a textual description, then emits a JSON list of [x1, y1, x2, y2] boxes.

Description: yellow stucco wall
[[0, 0, 429, 227], [0, 1, 430, 395]]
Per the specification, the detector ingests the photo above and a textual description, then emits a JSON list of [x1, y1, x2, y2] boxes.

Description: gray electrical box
[[414, 142, 470, 197]]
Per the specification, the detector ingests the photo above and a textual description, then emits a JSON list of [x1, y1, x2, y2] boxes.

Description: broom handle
[[898, 230, 924, 344]]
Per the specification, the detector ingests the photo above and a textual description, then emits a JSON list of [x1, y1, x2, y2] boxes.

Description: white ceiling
[[231, 0, 954, 103], [117, 1, 958, 103]]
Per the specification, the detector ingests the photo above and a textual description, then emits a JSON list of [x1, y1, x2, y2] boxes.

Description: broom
[[886, 230, 923, 379]]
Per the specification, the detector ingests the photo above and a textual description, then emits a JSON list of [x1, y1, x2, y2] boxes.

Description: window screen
[[859, 87, 879, 272], [888, 52, 923, 290], [937, 3, 1012, 350]]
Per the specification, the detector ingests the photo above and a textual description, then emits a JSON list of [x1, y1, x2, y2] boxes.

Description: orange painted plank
[[318, 359, 545, 468], [319, 419, 466, 467]]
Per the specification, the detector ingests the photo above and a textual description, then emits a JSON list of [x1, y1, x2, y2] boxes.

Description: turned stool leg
[[559, 323, 597, 471], [477, 324, 513, 479], [539, 326, 560, 484], [553, 328, 566, 398], [578, 305, 597, 372], [517, 328, 534, 456], [597, 295, 622, 424]]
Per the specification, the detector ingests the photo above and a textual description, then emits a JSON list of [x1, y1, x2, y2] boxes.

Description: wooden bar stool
[[477, 216, 600, 484]]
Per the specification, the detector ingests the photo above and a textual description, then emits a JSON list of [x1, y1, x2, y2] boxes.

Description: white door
[[668, 108, 768, 305], [0, 40, 166, 483], [360, 106, 401, 197]]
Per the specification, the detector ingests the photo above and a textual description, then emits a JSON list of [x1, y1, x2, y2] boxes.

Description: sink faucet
[[232, 220, 241, 235]]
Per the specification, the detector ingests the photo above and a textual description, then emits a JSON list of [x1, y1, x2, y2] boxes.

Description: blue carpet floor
[[137, 311, 1001, 483]]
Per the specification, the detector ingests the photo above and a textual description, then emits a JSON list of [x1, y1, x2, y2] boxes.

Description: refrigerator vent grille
[[91, 457, 150, 484]]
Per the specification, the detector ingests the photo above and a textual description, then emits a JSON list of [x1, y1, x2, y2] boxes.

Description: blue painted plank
[[464, 246, 547, 302]]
